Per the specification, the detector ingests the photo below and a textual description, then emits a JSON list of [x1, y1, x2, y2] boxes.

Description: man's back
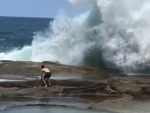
[[41, 68, 50, 73]]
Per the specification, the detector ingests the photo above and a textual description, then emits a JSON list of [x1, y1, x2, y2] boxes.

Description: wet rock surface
[[0, 61, 150, 112]]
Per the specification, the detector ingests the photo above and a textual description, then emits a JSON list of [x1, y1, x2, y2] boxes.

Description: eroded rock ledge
[[0, 60, 150, 112], [0, 77, 150, 99]]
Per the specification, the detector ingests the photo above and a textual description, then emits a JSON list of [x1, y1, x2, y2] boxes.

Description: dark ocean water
[[0, 16, 52, 52]]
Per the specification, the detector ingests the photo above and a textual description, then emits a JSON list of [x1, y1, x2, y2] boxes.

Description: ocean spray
[[1, 0, 150, 72]]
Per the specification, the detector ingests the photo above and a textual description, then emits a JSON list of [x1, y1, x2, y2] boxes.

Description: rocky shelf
[[0, 60, 150, 113]]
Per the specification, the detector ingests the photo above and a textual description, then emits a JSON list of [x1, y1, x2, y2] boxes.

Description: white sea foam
[[1, 0, 150, 71]]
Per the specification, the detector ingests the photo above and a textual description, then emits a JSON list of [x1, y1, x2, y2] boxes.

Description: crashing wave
[[1, 0, 150, 73]]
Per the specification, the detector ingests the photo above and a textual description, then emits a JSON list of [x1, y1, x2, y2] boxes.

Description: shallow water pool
[[1, 106, 116, 113]]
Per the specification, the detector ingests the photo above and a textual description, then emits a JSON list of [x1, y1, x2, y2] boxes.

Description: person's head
[[41, 65, 45, 69]]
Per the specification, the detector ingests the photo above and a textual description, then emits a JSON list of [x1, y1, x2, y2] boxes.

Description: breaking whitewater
[[1, 0, 150, 73]]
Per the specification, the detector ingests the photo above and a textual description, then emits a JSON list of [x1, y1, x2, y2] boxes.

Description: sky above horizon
[[0, 0, 86, 18]]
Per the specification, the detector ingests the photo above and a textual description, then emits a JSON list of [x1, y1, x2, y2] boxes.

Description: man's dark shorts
[[44, 72, 51, 79]]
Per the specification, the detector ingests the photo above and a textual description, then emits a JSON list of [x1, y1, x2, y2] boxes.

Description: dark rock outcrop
[[0, 60, 149, 112]]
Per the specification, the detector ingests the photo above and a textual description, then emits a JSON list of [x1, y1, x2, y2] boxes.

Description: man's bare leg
[[42, 79, 47, 87]]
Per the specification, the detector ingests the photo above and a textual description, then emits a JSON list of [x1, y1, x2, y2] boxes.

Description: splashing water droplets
[[1, 0, 150, 72]]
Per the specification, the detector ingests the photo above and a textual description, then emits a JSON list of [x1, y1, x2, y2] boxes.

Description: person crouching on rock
[[41, 64, 51, 87]]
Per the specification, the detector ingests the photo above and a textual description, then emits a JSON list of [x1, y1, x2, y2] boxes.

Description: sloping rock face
[[0, 77, 149, 99], [0, 60, 123, 76], [0, 60, 122, 97], [108, 77, 150, 98], [0, 60, 150, 112], [0, 79, 113, 98]]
